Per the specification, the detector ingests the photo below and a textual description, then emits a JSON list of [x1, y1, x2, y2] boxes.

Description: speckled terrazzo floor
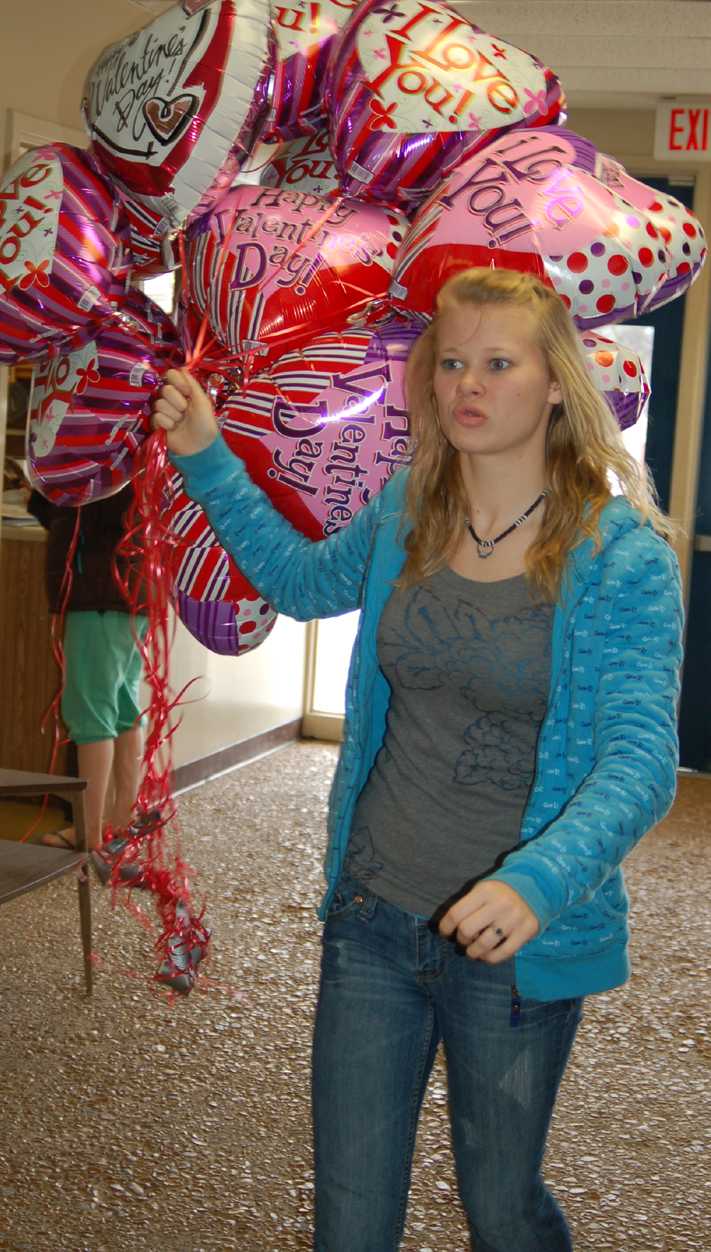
[[0, 741, 709, 1252]]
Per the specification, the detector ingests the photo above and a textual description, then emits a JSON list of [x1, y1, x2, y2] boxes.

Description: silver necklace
[[466, 491, 548, 559]]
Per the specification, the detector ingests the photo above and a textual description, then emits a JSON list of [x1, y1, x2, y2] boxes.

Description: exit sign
[[655, 101, 711, 161]]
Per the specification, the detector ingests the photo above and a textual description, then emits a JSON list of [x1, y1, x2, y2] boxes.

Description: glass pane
[[311, 612, 359, 717], [140, 271, 176, 316]]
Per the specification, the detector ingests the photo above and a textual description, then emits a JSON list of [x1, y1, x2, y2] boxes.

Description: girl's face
[[432, 301, 562, 467]]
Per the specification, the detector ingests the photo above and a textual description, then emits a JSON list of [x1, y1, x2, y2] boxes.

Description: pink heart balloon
[[389, 128, 695, 329], [185, 182, 407, 366], [217, 316, 418, 539]]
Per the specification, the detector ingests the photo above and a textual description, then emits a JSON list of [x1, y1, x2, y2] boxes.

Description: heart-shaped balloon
[[26, 289, 180, 505], [594, 155, 706, 312], [164, 469, 277, 655], [325, 0, 564, 209], [185, 183, 408, 367], [216, 316, 418, 538], [83, 0, 274, 240], [0, 144, 130, 364], [240, 133, 341, 200], [260, 0, 358, 143], [389, 128, 691, 329], [579, 330, 649, 431]]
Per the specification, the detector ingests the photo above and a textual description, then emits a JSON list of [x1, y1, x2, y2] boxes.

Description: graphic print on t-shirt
[[345, 569, 554, 916]]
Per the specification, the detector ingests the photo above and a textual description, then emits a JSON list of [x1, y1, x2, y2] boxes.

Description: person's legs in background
[[42, 611, 147, 852], [108, 724, 144, 831]]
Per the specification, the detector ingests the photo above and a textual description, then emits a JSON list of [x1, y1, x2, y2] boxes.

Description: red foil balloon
[[26, 290, 180, 505], [83, 0, 274, 242], [164, 467, 278, 655], [185, 182, 408, 367], [217, 315, 419, 539], [0, 144, 130, 364], [325, 0, 565, 209]]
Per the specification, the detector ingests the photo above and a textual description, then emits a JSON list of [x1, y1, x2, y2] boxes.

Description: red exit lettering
[[668, 106, 710, 152]]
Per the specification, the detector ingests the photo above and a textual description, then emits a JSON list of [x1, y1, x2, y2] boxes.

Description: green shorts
[[61, 611, 148, 745]]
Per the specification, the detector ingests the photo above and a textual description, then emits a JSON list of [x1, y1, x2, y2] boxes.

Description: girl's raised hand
[[152, 368, 219, 458]]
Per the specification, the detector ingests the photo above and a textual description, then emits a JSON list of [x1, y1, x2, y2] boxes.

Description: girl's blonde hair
[[401, 266, 673, 599]]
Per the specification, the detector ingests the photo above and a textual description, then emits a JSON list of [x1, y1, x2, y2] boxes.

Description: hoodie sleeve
[[170, 434, 395, 622], [488, 528, 684, 931]]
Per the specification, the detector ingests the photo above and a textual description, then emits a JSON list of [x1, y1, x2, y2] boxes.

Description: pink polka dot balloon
[[595, 155, 706, 312], [389, 128, 684, 329], [579, 331, 649, 431]]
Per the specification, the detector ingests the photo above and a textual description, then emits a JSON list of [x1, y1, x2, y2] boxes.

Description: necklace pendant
[[477, 539, 495, 559]]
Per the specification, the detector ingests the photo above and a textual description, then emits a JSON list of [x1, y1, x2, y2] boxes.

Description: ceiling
[[454, 1, 711, 108]]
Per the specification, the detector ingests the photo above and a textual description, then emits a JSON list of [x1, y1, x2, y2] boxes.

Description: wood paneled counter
[[0, 524, 69, 773]]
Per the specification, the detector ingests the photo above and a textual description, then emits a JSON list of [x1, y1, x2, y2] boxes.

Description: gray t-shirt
[[346, 567, 554, 916]]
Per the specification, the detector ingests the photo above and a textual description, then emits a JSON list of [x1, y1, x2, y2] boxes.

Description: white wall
[[163, 614, 307, 770]]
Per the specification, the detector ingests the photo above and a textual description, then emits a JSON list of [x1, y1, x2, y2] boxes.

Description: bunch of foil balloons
[[7, 0, 705, 652], [5, 0, 705, 989]]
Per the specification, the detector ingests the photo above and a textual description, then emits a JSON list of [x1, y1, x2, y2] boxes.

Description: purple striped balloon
[[0, 144, 130, 364], [26, 289, 181, 506], [261, 0, 358, 144], [165, 468, 278, 656], [325, 0, 565, 209]]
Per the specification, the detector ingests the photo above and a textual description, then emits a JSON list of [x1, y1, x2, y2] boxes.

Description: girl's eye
[[489, 358, 511, 371], [439, 357, 462, 371]]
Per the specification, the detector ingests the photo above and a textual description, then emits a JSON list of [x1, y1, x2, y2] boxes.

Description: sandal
[[41, 828, 78, 851]]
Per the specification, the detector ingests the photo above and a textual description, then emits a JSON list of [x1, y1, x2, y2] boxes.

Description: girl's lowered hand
[[439, 880, 540, 963]]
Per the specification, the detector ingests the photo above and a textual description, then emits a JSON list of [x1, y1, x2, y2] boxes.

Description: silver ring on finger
[[493, 926, 505, 941]]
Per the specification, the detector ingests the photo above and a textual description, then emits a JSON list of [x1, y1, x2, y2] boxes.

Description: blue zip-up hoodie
[[172, 434, 684, 1002]]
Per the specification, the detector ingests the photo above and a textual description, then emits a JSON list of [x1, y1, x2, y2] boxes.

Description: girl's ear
[[547, 376, 562, 406]]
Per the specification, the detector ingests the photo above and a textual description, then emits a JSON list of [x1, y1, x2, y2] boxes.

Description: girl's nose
[[457, 368, 484, 395]]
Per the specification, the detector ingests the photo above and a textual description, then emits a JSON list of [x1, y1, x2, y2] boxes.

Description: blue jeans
[[312, 875, 583, 1252]]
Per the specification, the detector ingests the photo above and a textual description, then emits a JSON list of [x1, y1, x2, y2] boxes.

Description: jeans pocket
[[325, 876, 374, 922]]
